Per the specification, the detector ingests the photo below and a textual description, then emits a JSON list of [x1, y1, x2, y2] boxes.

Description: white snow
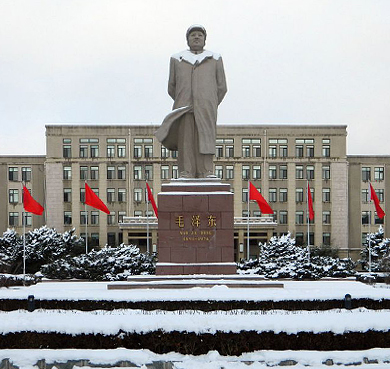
[[172, 50, 221, 65], [0, 307, 388, 335], [1, 280, 389, 302]]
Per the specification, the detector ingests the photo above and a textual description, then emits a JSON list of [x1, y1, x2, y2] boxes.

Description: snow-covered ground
[[1, 280, 390, 367], [1, 279, 390, 302]]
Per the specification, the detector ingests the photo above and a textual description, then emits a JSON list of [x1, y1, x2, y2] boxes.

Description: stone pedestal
[[156, 179, 236, 275]]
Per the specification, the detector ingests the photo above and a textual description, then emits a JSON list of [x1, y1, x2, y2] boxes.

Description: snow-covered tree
[[238, 232, 355, 279], [360, 226, 390, 272], [40, 244, 157, 280], [0, 226, 84, 274]]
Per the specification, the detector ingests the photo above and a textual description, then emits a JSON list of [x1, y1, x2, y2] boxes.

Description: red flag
[[249, 182, 273, 214], [307, 183, 314, 221], [85, 182, 110, 214], [370, 183, 385, 219], [146, 182, 158, 218], [23, 186, 44, 215]]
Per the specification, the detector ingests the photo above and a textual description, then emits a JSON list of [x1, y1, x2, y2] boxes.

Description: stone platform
[[156, 178, 236, 275]]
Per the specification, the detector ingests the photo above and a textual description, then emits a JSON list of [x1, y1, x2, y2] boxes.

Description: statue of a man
[[155, 25, 227, 178]]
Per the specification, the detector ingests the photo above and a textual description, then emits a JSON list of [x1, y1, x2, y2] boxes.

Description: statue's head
[[186, 24, 206, 52]]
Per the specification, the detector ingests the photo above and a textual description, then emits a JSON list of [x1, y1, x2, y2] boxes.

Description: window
[[107, 233, 116, 246], [161, 165, 169, 180], [117, 145, 126, 158], [322, 165, 330, 180], [295, 145, 304, 158], [64, 211, 72, 225], [63, 145, 71, 158], [296, 188, 304, 202], [144, 145, 153, 158], [242, 165, 250, 180], [280, 145, 288, 158], [322, 188, 331, 202], [375, 213, 384, 225], [79, 145, 88, 158], [279, 165, 287, 179], [268, 146, 277, 158], [9, 189, 19, 204], [295, 165, 304, 179], [309, 187, 315, 201], [161, 146, 169, 158], [295, 211, 304, 225], [145, 165, 153, 180], [308, 232, 314, 245], [80, 188, 85, 203], [107, 188, 115, 203], [269, 188, 277, 202], [215, 145, 223, 158], [296, 232, 304, 246], [134, 145, 142, 158], [90, 233, 99, 247], [9, 167, 18, 181], [279, 188, 288, 202], [306, 165, 315, 180], [107, 212, 116, 225], [118, 188, 126, 202], [323, 233, 331, 246], [362, 167, 371, 181], [90, 166, 99, 180], [377, 189, 384, 202], [134, 166, 142, 180], [80, 166, 88, 180], [374, 167, 384, 181], [22, 167, 31, 182], [253, 210, 261, 217], [242, 188, 248, 203], [90, 145, 99, 158], [171, 150, 178, 158], [9, 212, 19, 226], [279, 211, 288, 224], [226, 145, 234, 158], [134, 210, 143, 217], [63, 166, 72, 180], [23, 213, 32, 226], [253, 145, 261, 157], [117, 166, 126, 180], [306, 145, 314, 158], [215, 165, 223, 179], [107, 145, 115, 158], [362, 211, 370, 225], [107, 166, 115, 180], [134, 188, 142, 202], [226, 165, 234, 179], [242, 210, 250, 218], [91, 211, 99, 225], [269, 165, 277, 179], [252, 165, 261, 180], [322, 211, 331, 224], [172, 165, 179, 179], [242, 145, 251, 157], [361, 189, 369, 203], [322, 145, 330, 157], [80, 211, 88, 225], [63, 188, 72, 202]]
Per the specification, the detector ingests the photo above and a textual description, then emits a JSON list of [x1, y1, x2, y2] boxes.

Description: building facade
[[0, 123, 387, 261]]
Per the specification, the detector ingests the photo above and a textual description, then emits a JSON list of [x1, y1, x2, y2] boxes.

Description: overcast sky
[[0, 0, 389, 156]]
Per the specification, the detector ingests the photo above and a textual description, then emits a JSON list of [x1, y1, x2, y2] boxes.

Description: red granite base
[[156, 263, 237, 275], [156, 179, 235, 276]]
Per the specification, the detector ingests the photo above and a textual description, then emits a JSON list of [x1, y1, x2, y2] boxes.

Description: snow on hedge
[[0, 308, 389, 335]]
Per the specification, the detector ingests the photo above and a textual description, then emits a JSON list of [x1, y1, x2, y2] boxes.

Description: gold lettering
[[208, 215, 217, 227], [175, 216, 184, 228], [191, 215, 201, 228]]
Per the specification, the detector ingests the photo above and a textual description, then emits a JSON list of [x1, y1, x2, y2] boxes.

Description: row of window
[[362, 167, 385, 181], [63, 188, 127, 203], [63, 165, 127, 180], [8, 167, 32, 182], [8, 212, 32, 226], [64, 210, 127, 226], [242, 188, 331, 203], [361, 211, 385, 225]]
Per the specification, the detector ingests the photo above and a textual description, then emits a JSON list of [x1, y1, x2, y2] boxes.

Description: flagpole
[[307, 181, 310, 262], [368, 183, 372, 274], [21, 182, 26, 276], [85, 181, 88, 254], [247, 181, 250, 259], [146, 182, 150, 254]]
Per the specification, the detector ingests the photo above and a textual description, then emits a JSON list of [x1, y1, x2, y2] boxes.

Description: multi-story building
[[0, 123, 387, 261]]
